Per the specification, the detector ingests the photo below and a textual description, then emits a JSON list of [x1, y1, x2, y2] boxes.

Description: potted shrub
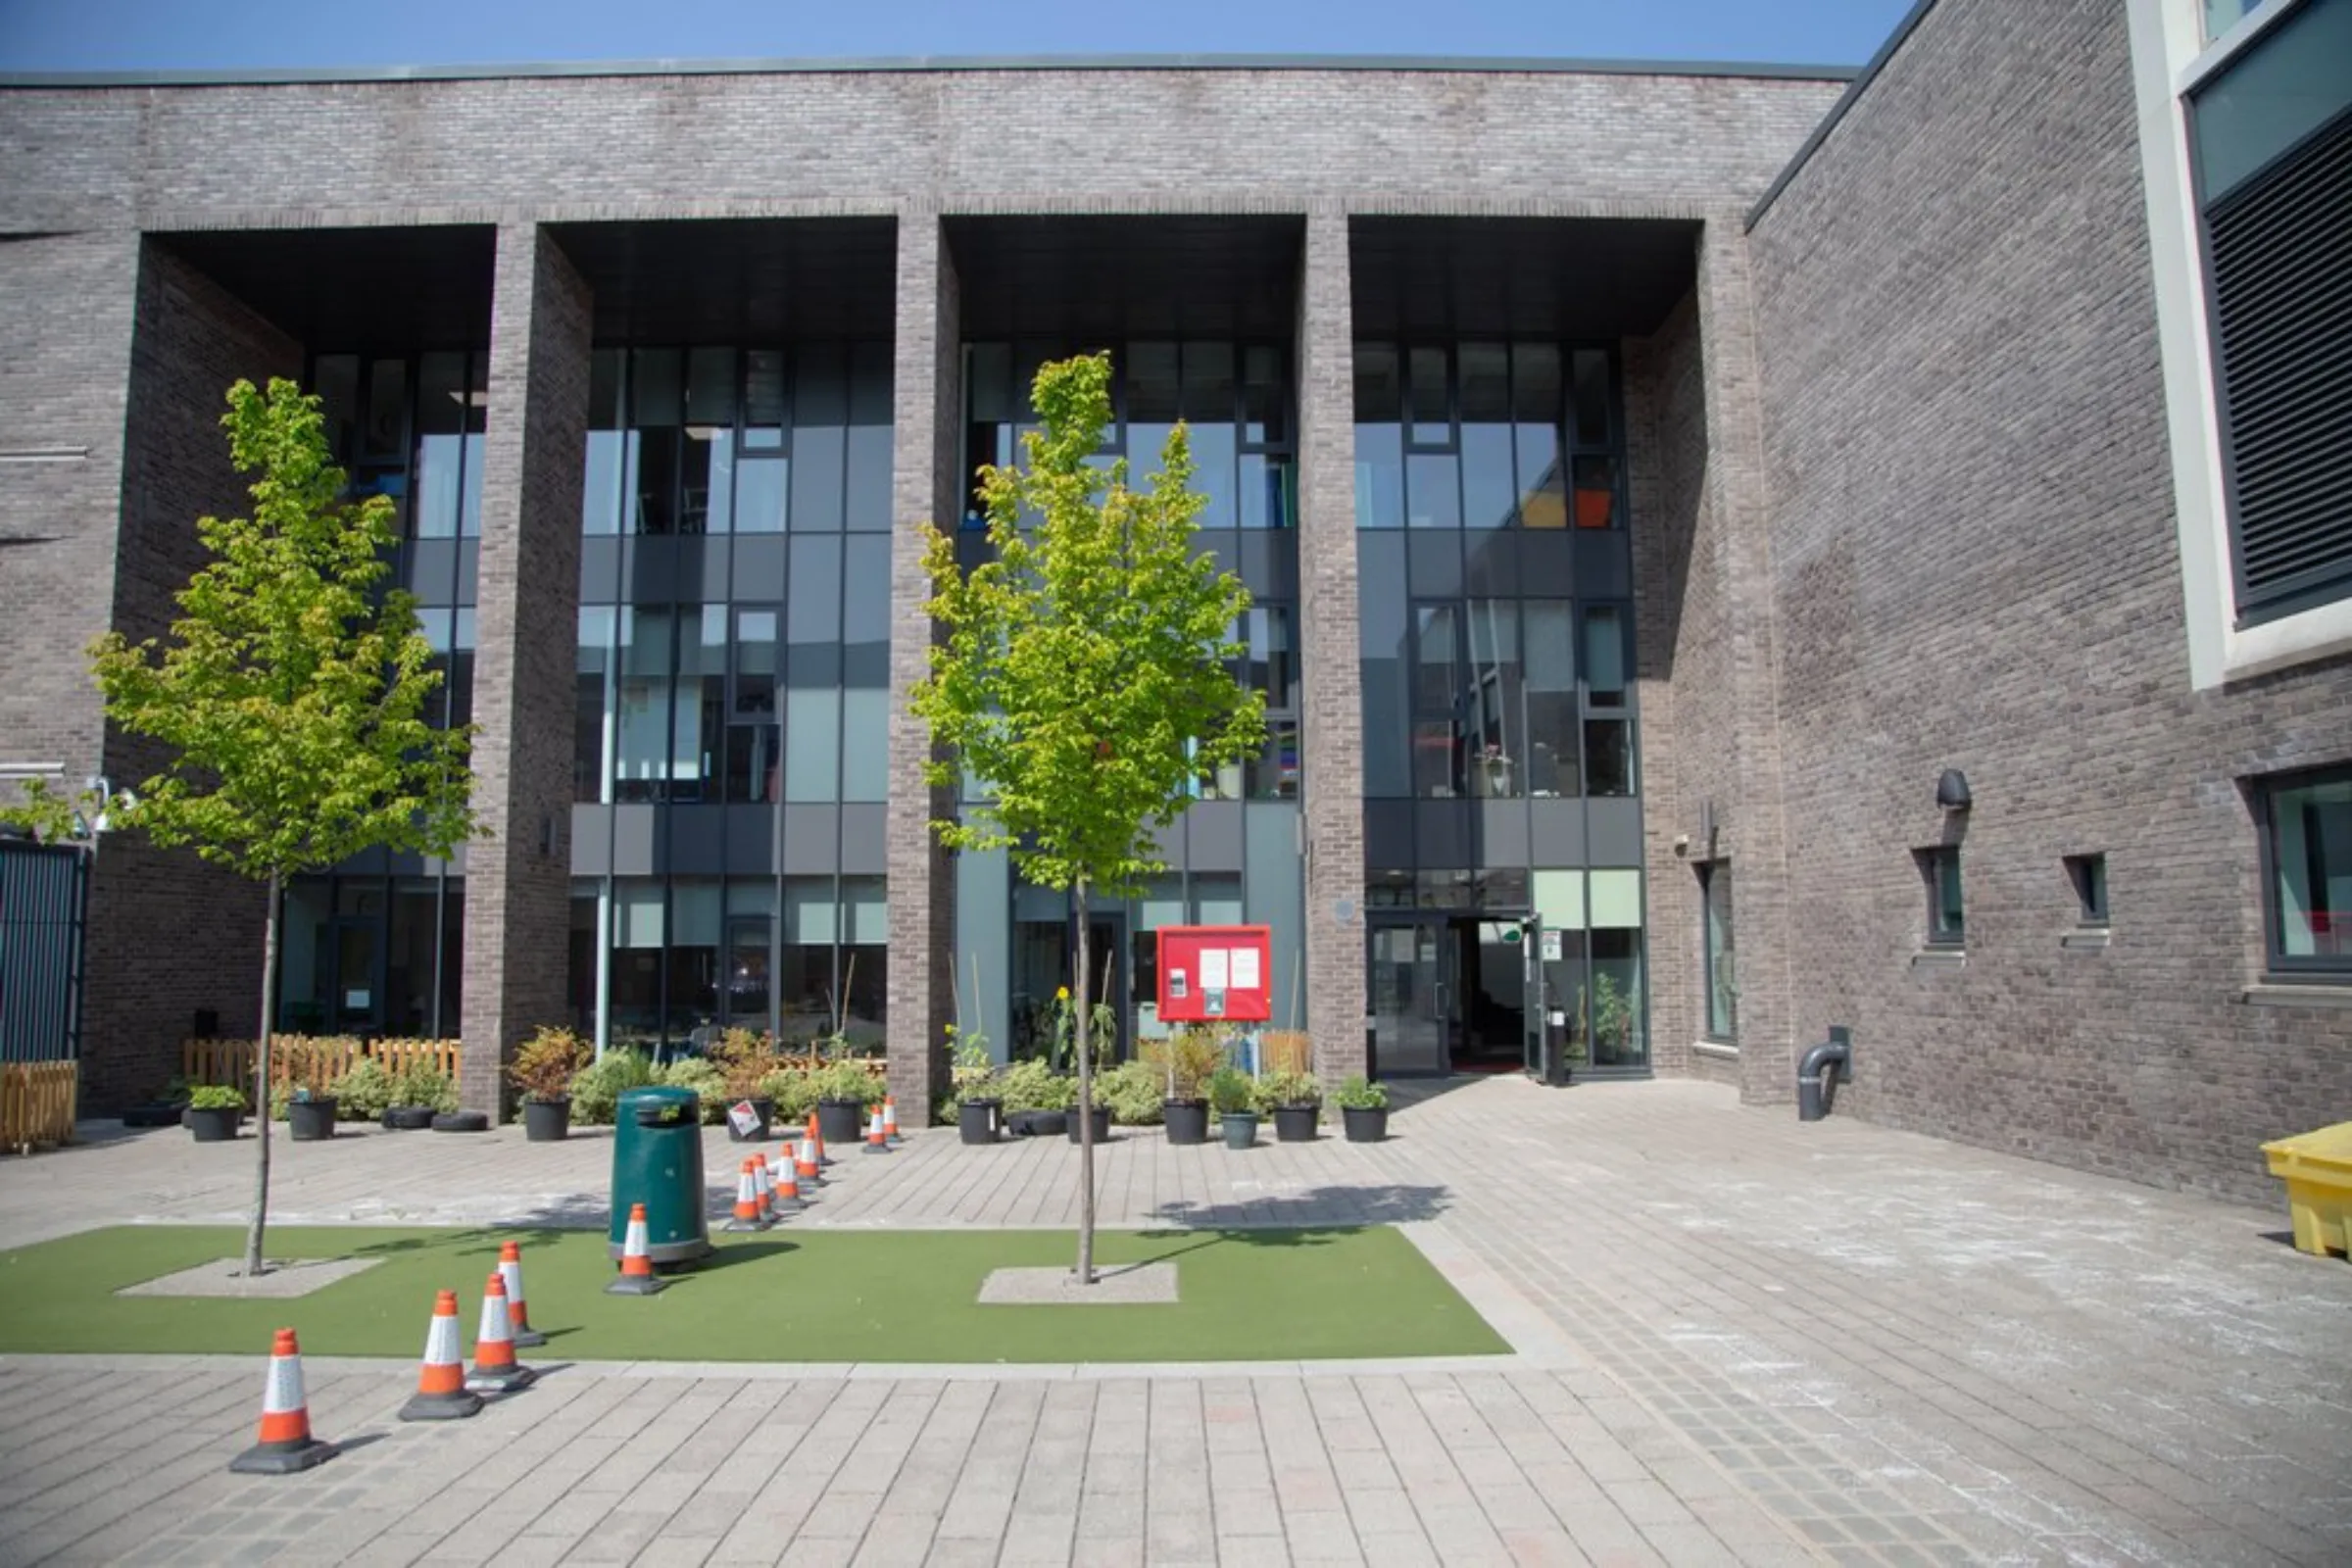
[[810, 1057, 880, 1146], [328, 1059, 394, 1124], [510, 1026, 589, 1142], [1064, 1093, 1114, 1145], [275, 1083, 338, 1142], [758, 1063, 819, 1132], [998, 1058, 1072, 1137], [186, 1085, 245, 1142], [705, 1027, 777, 1141], [1263, 1070, 1321, 1143], [1155, 1025, 1222, 1147], [385, 1060, 457, 1130], [950, 1023, 1001, 1146], [1210, 1067, 1258, 1151], [122, 1075, 192, 1130], [1335, 1075, 1390, 1143]]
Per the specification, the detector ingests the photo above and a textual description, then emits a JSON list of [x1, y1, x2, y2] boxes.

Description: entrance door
[[1522, 919, 1546, 1077], [326, 917, 381, 1034], [724, 913, 771, 1032], [1368, 919, 1450, 1075]]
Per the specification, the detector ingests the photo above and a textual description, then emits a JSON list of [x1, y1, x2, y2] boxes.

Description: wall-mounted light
[[1936, 769, 1973, 811]]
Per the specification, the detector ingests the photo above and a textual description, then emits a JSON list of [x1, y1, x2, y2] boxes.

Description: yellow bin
[[2262, 1121, 2352, 1259]]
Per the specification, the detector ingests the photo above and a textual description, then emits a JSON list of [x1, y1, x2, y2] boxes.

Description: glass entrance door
[[1522, 919, 1546, 1076], [1369, 919, 1450, 1075], [327, 917, 381, 1034]]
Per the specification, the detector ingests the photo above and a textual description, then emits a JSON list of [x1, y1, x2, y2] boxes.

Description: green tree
[[911, 353, 1264, 1285], [88, 379, 477, 1275]]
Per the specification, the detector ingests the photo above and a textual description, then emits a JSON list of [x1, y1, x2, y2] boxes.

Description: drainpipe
[[1797, 1026, 1851, 1122]]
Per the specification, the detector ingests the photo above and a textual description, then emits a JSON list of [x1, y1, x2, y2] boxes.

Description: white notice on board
[[1200, 950, 1231, 990], [1232, 948, 1260, 990]]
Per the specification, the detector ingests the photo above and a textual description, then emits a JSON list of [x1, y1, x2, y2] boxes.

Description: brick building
[[3, 0, 2344, 1204]]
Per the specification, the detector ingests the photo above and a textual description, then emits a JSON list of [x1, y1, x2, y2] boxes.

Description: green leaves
[[85, 378, 479, 883], [910, 353, 1266, 901]]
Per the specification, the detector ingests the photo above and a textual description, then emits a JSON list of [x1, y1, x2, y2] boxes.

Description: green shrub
[[759, 1066, 819, 1123], [567, 1049, 657, 1125], [390, 1062, 459, 1113], [1207, 1067, 1255, 1116], [187, 1085, 245, 1112], [1096, 1061, 1164, 1126], [998, 1058, 1074, 1112], [329, 1059, 396, 1120], [1333, 1075, 1388, 1110], [1258, 1069, 1321, 1109], [658, 1057, 727, 1122], [809, 1059, 884, 1107]]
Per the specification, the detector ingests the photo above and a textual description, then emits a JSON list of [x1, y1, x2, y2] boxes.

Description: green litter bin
[[608, 1086, 714, 1267]]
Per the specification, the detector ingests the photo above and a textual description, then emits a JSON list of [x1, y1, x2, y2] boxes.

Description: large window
[[1700, 861, 1736, 1040], [1354, 341, 1614, 533], [2259, 766, 2352, 975], [1918, 847, 1965, 950]]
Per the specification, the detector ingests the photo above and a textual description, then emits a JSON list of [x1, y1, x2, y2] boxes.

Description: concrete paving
[[0, 1076, 2346, 1566]]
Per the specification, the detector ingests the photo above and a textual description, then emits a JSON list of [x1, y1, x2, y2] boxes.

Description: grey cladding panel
[[840, 803, 887, 874], [1529, 799, 1585, 865], [1586, 796, 1644, 867], [782, 804, 839, 873]]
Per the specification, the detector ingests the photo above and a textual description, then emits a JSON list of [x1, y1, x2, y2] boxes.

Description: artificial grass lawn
[[0, 1225, 1508, 1364]]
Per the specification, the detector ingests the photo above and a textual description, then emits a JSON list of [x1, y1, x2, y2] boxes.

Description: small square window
[[1917, 846, 1964, 948], [2066, 854, 2109, 927], [2257, 765, 2352, 975]]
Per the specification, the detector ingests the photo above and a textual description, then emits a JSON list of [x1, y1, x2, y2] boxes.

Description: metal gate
[[1, 838, 87, 1063]]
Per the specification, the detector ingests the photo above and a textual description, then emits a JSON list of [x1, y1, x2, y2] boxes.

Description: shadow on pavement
[[1148, 1183, 1451, 1229]]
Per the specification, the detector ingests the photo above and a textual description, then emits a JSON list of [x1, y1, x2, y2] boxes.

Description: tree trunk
[[1073, 878, 1097, 1287], [244, 870, 279, 1277]]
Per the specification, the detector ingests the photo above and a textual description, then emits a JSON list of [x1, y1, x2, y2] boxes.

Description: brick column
[[460, 224, 591, 1117], [884, 208, 960, 1126], [1296, 209, 1368, 1086], [1692, 217, 1797, 1102]]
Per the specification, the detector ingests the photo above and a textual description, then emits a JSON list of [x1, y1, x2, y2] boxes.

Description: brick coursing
[[1743, 0, 2352, 1205], [458, 224, 591, 1118]]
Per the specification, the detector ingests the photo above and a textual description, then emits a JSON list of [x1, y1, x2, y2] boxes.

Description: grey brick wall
[[459, 224, 591, 1117], [885, 212, 959, 1125], [1745, 0, 2352, 1204], [79, 241, 299, 1106]]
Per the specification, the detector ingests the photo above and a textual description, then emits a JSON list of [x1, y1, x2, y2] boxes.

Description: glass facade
[[570, 342, 894, 1054], [278, 349, 487, 1038], [1355, 338, 1648, 1071]]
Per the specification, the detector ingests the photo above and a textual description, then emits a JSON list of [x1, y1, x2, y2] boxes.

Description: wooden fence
[[1, 1061, 78, 1152], [181, 1036, 464, 1091]]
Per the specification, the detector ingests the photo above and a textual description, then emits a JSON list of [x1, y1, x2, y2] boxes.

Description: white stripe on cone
[[752, 1158, 772, 1204], [477, 1284, 512, 1348], [424, 1310, 462, 1368], [265, 1351, 306, 1414], [499, 1256, 527, 1322], [623, 1213, 651, 1253]]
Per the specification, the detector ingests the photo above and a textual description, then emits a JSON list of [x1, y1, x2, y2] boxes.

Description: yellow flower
[[1056, 986, 1070, 1001]]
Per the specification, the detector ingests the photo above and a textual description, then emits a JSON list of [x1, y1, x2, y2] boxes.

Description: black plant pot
[[816, 1098, 866, 1149], [1273, 1104, 1320, 1143], [523, 1097, 572, 1143], [382, 1105, 436, 1131], [288, 1099, 337, 1142], [1064, 1104, 1112, 1145], [122, 1102, 186, 1129], [726, 1096, 774, 1143], [958, 1099, 1002, 1145], [1006, 1108, 1066, 1138], [1221, 1111, 1258, 1151], [1342, 1104, 1389, 1143], [187, 1106, 240, 1143], [1163, 1100, 1210, 1146]]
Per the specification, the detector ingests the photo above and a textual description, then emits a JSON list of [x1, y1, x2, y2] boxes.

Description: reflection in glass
[[1703, 862, 1736, 1039], [1464, 598, 1522, 799], [1571, 350, 1612, 448], [1584, 606, 1628, 707], [1524, 601, 1577, 798], [1406, 453, 1460, 529], [576, 606, 613, 803], [1585, 718, 1635, 797], [583, 350, 626, 534], [2267, 769, 2352, 961], [1353, 343, 1404, 529], [1573, 455, 1617, 530], [791, 343, 847, 531], [1514, 345, 1565, 529], [1460, 343, 1515, 530], [1408, 347, 1450, 446], [614, 609, 675, 803]]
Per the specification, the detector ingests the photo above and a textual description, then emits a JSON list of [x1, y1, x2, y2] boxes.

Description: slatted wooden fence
[[181, 1036, 464, 1091], [1, 1061, 78, 1152]]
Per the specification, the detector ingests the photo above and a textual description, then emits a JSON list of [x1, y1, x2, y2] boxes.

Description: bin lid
[[620, 1084, 701, 1127], [2261, 1120, 2352, 1173]]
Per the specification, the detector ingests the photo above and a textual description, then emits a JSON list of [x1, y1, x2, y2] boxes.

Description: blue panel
[[731, 535, 787, 601], [1364, 801, 1415, 870], [1415, 801, 1472, 866], [1463, 530, 1519, 597], [724, 805, 773, 873], [1521, 530, 1574, 596], [1573, 531, 1631, 597], [668, 805, 727, 874]]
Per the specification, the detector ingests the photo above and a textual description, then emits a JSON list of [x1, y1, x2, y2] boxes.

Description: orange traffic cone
[[771, 1160, 804, 1212], [400, 1290, 483, 1421], [862, 1104, 890, 1153], [498, 1240, 547, 1348], [725, 1156, 762, 1232], [883, 1094, 903, 1146], [228, 1328, 338, 1474], [607, 1201, 667, 1296], [808, 1111, 833, 1167], [466, 1271, 536, 1395], [795, 1130, 823, 1187], [752, 1155, 776, 1224]]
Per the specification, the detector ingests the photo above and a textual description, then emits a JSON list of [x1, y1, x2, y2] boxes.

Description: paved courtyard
[[0, 1076, 2346, 1566]]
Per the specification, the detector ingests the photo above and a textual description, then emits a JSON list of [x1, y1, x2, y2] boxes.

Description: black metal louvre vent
[[2210, 105, 2352, 623]]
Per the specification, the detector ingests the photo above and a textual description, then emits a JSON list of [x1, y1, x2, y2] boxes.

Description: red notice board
[[1156, 925, 1273, 1023]]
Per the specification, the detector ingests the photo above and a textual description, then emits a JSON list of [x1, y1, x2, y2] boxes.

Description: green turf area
[[0, 1225, 1508, 1363]]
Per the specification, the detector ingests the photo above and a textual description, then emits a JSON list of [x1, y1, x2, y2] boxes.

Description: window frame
[[2255, 763, 2352, 980], [2066, 853, 2111, 928], [1698, 859, 1736, 1042], [1918, 845, 1966, 950]]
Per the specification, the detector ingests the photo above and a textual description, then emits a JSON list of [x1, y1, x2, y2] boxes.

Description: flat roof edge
[[0, 52, 1860, 90], [1746, 0, 1938, 230]]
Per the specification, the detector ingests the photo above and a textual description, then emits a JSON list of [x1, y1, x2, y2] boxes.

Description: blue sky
[[0, 0, 1914, 73]]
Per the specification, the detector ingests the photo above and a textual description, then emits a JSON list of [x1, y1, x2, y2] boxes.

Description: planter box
[[1163, 1100, 1209, 1146], [122, 1102, 186, 1129], [1005, 1108, 1066, 1138], [523, 1097, 572, 1143], [288, 1099, 337, 1141], [816, 1098, 866, 1149], [958, 1099, 1002, 1146], [1064, 1104, 1112, 1145], [1342, 1104, 1389, 1143], [1220, 1111, 1258, 1151], [1272, 1104, 1320, 1143], [381, 1105, 435, 1131], [187, 1105, 240, 1142]]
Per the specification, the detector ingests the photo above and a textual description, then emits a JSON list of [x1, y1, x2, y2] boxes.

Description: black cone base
[[229, 1437, 338, 1475], [862, 1142, 889, 1154], [399, 1389, 484, 1421], [464, 1364, 536, 1395], [510, 1327, 548, 1348], [606, 1273, 666, 1296]]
